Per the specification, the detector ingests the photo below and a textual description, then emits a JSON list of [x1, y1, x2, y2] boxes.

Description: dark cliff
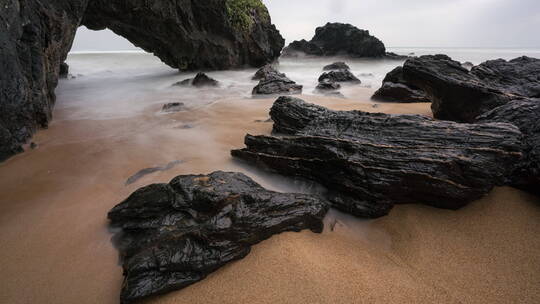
[[0, 0, 284, 161]]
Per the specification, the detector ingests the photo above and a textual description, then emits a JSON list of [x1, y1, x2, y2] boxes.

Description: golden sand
[[0, 91, 538, 304]]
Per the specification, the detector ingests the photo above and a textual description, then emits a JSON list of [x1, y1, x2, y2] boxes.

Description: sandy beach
[[0, 88, 539, 304]]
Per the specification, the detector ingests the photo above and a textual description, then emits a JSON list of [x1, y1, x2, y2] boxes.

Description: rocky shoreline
[[1, 2, 539, 303]]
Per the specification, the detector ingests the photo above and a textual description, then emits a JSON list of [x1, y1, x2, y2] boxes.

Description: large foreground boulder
[[109, 171, 328, 303], [232, 97, 523, 217], [282, 23, 386, 58], [0, 0, 284, 161], [371, 67, 431, 103]]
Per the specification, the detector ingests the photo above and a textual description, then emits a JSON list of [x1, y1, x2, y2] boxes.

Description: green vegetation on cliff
[[226, 0, 270, 31]]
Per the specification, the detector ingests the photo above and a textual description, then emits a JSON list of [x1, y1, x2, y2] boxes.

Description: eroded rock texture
[[0, 0, 284, 161], [282, 23, 386, 58], [252, 66, 302, 95], [402, 55, 540, 122], [476, 99, 540, 194], [109, 171, 328, 303], [318, 70, 361, 83], [232, 97, 524, 217], [371, 66, 431, 103], [0, 0, 88, 161], [394, 55, 540, 193]]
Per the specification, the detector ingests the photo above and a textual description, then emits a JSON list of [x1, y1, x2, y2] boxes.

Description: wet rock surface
[[0, 0, 283, 161], [252, 66, 303, 95], [402, 55, 540, 122], [372, 67, 431, 103], [476, 99, 540, 194], [282, 23, 386, 58], [232, 97, 524, 216], [318, 70, 361, 83], [109, 171, 328, 303], [252, 64, 283, 80]]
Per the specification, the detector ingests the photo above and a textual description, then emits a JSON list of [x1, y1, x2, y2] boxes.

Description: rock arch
[[0, 0, 283, 161]]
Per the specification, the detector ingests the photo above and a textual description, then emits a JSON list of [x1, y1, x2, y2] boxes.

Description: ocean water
[[60, 48, 540, 121]]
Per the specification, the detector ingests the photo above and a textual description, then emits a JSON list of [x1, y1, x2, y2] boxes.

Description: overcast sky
[[71, 0, 540, 51]]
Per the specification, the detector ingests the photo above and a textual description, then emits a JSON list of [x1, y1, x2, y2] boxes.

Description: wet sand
[[0, 90, 538, 304]]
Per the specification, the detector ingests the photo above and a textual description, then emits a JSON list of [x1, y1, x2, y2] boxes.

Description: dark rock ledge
[[109, 171, 328, 303], [232, 97, 524, 216]]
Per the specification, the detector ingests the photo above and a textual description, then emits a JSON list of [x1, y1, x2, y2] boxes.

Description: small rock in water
[[173, 78, 192, 86], [173, 72, 219, 87], [252, 64, 284, 80], [316, 79, 341, 91], [318, 70, 361, 83], [323, 62, 350, 71], [359, 73, 374, 77], [252, 66, 303, 95], [59, 62, 69, 78], [162, 102, 186, 113]]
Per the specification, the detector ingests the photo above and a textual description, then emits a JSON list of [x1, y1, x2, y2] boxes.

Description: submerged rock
[[125, 160, 183, 185], [371, 67, 431, 103], [0, 0, 283, 161], [161, 102, 186, 113], [174, 73, 219, 87], [323, 62, 350, 71], [232, 97, 523, 217], [318, 70, 361, 83], [282, 23, 386, 58], [109, 171, 328, 303]]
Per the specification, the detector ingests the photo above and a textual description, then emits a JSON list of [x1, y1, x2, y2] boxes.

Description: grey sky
[[71, 0, 540, 52]]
